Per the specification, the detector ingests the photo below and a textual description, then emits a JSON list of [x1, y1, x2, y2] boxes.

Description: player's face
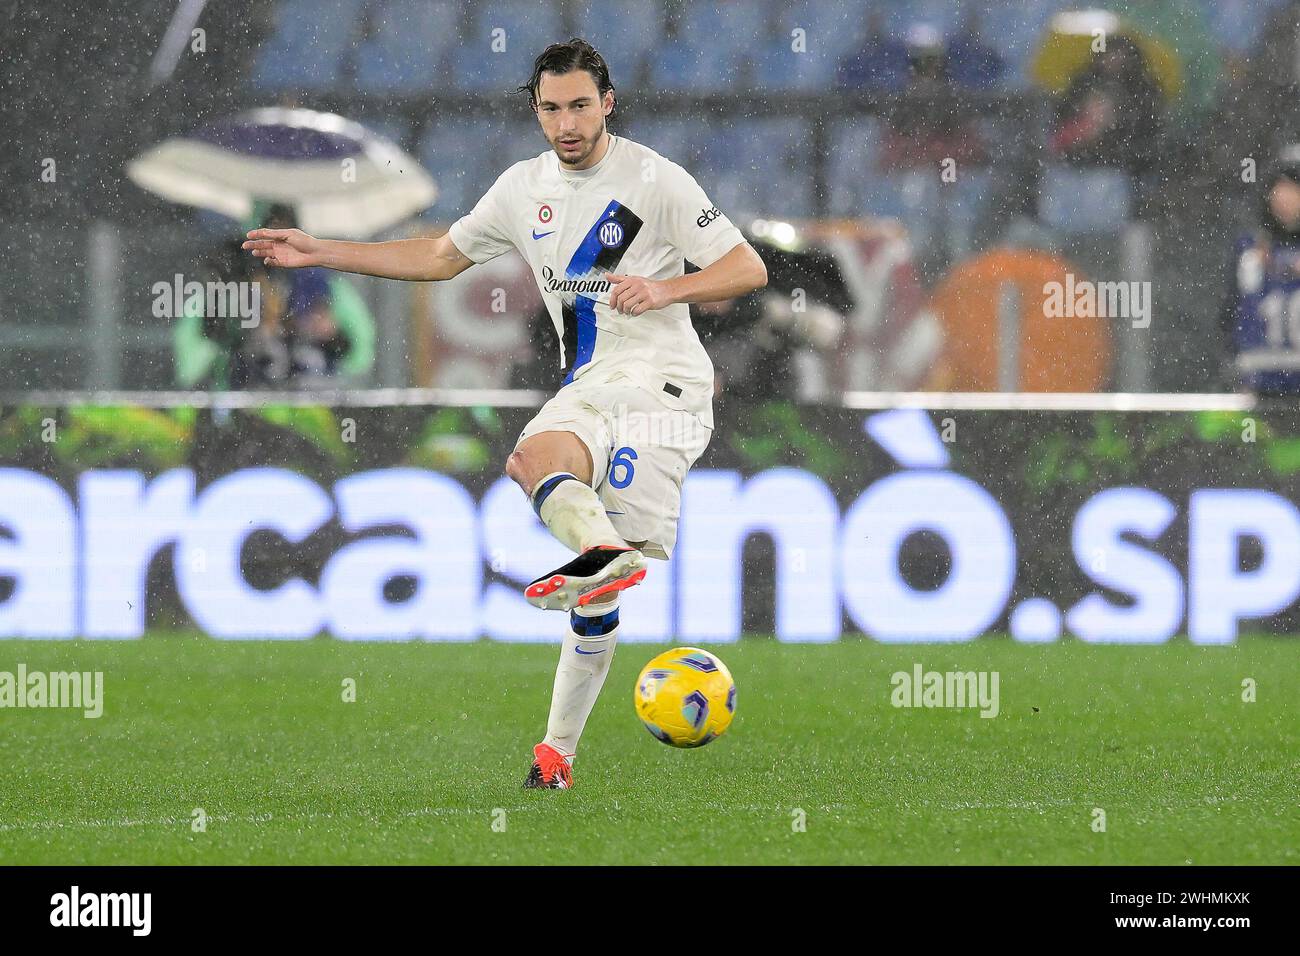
[[535, 70, 613, 169]]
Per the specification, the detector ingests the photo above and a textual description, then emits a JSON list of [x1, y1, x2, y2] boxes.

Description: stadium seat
[[420, 119, 508, 218], [646, 40, 747, 93], [773, 0, 867, 63], [353, 0, 461, 92], [690, 117, 747, 182], [447, 0, 563, 92], [251, 0, 366, 90], [894, 166, 994, 256], [354, 116, 413, 154], [886, 0, 962, 39], [571, 0, 665, 85], [620, 117, 701, 167], [498, 121, 547, 166], [979, 0, 1063, 88], [620, 115, 815, 219], [705, 118, 814, 220], [418, 118, 542, 220], [829, 114, 994, 250], [828, 119, 911, 219], [1198, 0, 1279, 54], [1038, 164, 1133, 235], [677, 2, 766, 57], [750, 37, 839, 91]]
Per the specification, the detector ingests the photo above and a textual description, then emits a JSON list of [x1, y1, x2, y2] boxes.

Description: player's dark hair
[[514, 38, 615, 116]]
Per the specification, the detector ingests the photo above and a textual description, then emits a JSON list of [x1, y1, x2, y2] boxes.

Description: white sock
[[532, 472, 627, 553], [543, 597, 621, 760]]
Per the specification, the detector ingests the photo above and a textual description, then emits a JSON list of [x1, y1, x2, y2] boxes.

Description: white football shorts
[[517, 372, 712, 559]]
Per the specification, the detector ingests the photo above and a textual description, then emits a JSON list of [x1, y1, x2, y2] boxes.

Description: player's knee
[[504, 449, 536, 494]]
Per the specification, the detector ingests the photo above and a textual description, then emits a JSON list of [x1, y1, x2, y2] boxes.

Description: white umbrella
[[127, 107, 437, 238]]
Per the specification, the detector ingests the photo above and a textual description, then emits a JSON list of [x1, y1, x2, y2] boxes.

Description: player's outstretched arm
[[241, 228, 474, 282]]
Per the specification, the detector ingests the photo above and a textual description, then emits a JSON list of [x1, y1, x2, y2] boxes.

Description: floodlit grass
[[0, 635, 1295, 864]]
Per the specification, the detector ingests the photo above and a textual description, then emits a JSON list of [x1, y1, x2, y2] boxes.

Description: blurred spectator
[[1207, 1, 1300, 175], [835, 10, 911, 91], [508, 306, 560, 390], [1221, 154, 1300, 394], [1110, 0, 1221, 124], [943, 8, 1006, 91], [879, 25, 990, 171], [1049, 34, 1163, 178], [174, 204, 375, 389], [867, 24, 995, 281], [1243, 0, 1300, 98], [695, 290, 842, 402], [838, 10, 1003, 94]]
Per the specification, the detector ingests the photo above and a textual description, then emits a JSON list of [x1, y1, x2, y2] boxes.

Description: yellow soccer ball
[[634, 647, 736, 748]]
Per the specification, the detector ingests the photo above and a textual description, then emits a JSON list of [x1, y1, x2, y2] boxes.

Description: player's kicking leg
[[507, 429, 642, 789], [506, 430, 646, 612]]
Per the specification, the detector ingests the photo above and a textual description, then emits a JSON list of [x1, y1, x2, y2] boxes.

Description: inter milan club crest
[[538, 204, 553, 224], [598, 219, 624, 249]]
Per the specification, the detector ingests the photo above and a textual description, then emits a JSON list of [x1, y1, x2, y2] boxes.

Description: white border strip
[[5, 389, 1259, 412], [841, 392, 1258, 412], [1236, 350, 1300, 372], [10, 388, 549, 409]]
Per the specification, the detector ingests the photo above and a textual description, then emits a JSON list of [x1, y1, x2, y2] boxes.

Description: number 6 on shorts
[[609, 446, 637, 489]]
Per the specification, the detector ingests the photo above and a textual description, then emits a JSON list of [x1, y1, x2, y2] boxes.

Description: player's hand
[[241, 228, 321, 269], [605, 273, 673, 316]]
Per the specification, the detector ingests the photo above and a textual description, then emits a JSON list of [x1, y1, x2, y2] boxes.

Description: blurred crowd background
[[5, 0, 1300, 396]]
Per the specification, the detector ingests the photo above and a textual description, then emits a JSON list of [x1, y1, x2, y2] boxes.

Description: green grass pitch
[[0, 635, 1295, 865]]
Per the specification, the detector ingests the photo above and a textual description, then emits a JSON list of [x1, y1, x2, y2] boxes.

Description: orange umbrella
[[929, 248, 1112, 392]]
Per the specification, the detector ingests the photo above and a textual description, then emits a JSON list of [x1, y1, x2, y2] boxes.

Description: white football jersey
[[448, 134, 746, 428]]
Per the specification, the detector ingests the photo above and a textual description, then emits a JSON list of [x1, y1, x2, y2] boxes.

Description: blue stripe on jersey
[[560, 200, 623, 384], [566, 200, 623, 279], [564, 295, 598, 386]]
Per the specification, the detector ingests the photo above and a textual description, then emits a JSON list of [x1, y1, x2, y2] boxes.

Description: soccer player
[[243, 38, 768, 789]]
